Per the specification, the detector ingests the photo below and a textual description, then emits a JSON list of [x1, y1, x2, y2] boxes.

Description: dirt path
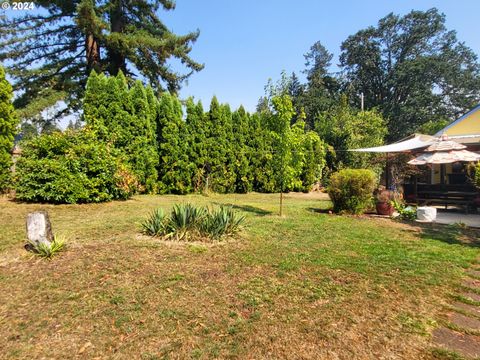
[[432, 261, 480, 358]]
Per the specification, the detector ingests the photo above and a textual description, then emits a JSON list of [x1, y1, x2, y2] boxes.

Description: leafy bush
[[29, 236, 66, 259], [328, 169, 377, 214], [15, 129, 139, 203], [141, 203, 245, 241], [392, 200, 417, 221]]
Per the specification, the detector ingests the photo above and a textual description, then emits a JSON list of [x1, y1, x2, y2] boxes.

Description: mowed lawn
[[0, 193, 479, 359]]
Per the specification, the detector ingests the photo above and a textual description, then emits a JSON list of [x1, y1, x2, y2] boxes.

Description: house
[[353, 105, 480, 210]]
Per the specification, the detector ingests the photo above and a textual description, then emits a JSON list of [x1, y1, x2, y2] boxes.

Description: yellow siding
[[440, 106, 480, 136]]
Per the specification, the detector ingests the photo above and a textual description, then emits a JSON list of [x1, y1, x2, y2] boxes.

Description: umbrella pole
[[385, 153, 390, 189], [440, 164, 446, 188], [414, 175, 418, 203]]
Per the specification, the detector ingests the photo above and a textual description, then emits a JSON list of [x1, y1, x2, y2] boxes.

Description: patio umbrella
[[408, 150, 480, 165], [407, 135, 480, 165]]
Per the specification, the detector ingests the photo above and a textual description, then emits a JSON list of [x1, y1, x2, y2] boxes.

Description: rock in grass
[[25, 211, 54, 250]]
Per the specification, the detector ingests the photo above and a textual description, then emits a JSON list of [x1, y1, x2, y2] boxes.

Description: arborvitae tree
[[83, 71, 158, 192], [232, 106, 253, 193], [127, 80, 159, 192], [156, 93, 191, 194], [0, 0, 203, 120], [204, 97, 235, 193], [250, 112, 275, 192], [0, 66, 18, 191], [222, 103, 237, 193], [185, 98, 208, 192], [300, 131, 326, 191]]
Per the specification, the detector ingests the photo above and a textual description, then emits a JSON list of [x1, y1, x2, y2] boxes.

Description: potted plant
[[375, 188, 395, 215]]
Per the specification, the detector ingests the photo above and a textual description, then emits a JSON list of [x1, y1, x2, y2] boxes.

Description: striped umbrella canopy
[[408, 149, 480, 165], [408, 134, 480, 165], [425, 139, 466, 151]]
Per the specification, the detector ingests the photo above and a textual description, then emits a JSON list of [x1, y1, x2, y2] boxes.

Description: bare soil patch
[[432, 328, 480, 358]]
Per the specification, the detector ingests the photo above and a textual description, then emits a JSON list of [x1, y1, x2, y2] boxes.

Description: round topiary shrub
[[15, 129, 139, 204], [327, 169, 377, 214]]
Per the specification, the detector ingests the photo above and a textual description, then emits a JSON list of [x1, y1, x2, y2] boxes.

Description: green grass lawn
[[0, 193, 478, 359]]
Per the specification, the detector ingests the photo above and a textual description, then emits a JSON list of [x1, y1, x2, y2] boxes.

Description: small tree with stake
[[270, 95, 297, 216]]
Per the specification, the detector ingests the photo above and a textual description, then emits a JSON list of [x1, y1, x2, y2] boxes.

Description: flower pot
[[376, 202, 394, 216]]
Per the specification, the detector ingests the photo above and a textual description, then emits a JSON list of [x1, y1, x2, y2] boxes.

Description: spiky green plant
[[168, 203, 206, 240], [142, 209, 167, 236], [31, 236, 66, 259], [200, 206, 245, 239], [141, 204, 244, 241]]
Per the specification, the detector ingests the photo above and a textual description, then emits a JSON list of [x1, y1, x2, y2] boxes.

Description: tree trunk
[[86, 33, 100, 74], [279, 191, 283, 216], [108, 0, 127, 75]]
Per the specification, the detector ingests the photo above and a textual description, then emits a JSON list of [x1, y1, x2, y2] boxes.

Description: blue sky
[[162, 0, 480, 112]]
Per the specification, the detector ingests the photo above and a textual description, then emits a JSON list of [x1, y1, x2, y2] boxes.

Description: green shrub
[[392, 200, 417, 221], [328, 169, 377, 214], [15, 129, 139, 203], [141, 203, 244, 241]]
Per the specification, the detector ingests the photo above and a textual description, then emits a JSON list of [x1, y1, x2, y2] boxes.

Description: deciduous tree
[[340, 8, 480, 140]]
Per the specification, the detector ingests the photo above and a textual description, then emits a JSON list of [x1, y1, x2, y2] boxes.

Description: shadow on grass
[[213, 202, 272, 216], [307, 207, 332, 214], [412, 222, 480, 248]]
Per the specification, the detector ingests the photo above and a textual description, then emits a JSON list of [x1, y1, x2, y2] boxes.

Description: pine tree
[[0, 0, 203, 120], [0, 66, 18, 191], [250, 112, 275, 192]]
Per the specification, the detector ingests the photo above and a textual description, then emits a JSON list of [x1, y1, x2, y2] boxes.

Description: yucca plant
[[168, 203, 205, 240], [141, 209, 167, 236], [200, 206, 245, 240], [141, 204, 244, 241], [31, 236, 66, 259]]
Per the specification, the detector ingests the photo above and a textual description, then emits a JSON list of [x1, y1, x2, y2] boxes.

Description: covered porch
[[353, 133, 480, 213]]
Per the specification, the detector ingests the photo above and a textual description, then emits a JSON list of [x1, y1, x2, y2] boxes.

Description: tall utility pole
[[360, 92, 364, 111]]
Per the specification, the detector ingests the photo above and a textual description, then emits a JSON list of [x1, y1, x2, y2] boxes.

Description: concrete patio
[[416, 207, 480, 228]]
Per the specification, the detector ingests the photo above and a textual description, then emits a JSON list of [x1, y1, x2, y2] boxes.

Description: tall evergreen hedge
[[0, 66, 18, 191], [16, 71, 327, 203], [83, 71, 158, 193]]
